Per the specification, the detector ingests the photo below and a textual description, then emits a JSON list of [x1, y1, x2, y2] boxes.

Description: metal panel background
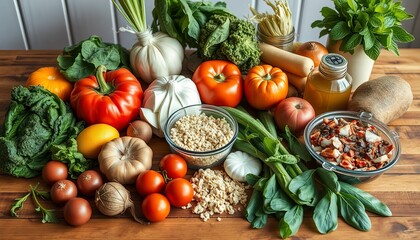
[[0, 1, 25, 50], [0, 0, 418, 50], [19, 0, 69, 49]]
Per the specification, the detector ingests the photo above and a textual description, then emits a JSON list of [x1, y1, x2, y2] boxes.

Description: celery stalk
[[223, 106, 309, 205]]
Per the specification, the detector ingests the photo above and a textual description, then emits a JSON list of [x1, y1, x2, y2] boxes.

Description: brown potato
[[348, 76, 413, 124]]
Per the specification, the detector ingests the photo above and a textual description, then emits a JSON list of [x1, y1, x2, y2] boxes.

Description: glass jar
[[257, 26, 295, 52], [303, 53, 352, 115]]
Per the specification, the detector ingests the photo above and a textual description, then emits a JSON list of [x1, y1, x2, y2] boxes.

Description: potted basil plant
[[311, 0, 415, 91]]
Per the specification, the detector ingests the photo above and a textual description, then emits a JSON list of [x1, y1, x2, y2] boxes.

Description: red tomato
[[63, 197, 92, 226], [244, 65, 288, 110], [159, 154, 188, 179], [192, 60, 243, 107], [136, 170, 165, 197], [77, 170, 104, 197], [42, 160, 68, 185], [50, 179, 78, 206], [164, 178, 194, 207], [273, 97, 315, 136], [141, 193, 170, 222]]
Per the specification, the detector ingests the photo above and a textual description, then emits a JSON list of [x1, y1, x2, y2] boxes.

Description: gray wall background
[[1, 0, 418, 50]]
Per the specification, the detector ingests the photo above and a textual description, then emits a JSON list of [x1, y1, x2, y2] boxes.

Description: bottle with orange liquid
[[303, 53, 352, 115]]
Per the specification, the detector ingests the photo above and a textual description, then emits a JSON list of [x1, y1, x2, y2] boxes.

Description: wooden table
[[0, 50, 419, 239]]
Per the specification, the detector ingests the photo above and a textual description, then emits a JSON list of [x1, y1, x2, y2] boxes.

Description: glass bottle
[[303, 53, 352, 115]]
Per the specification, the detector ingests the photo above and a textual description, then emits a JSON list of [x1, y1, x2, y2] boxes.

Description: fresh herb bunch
[[311, 0, 415, 60], [11, 183, 58, 223]]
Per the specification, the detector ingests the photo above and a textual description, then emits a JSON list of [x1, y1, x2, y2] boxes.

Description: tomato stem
[[95, 65, 113, 95], [214, 73, 226, 82]]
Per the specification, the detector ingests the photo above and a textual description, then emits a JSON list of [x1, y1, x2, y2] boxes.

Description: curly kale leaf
[[198, 14, 261, 73], [0, 86, 81, 178]]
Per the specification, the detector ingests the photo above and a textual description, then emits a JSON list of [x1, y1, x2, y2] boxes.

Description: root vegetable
[[347, 76, 413, 124], [285, 71, 307, 93], [126, 120, 153, 143], [95, 182, 147, 224], [259, 42, 314, 77]]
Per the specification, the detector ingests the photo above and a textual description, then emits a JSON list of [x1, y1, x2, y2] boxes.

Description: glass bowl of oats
[[163, 104, 238, 169], [303, 111, 401, 184]]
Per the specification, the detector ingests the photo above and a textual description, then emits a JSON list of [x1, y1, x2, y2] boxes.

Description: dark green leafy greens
[[51, 135, 93, 179], [0, 86, 84, 178], [311, 0, 415, 60], [197, 14, 261, 73], [57, 35, 130, 82], [152, 0, 233, 48]]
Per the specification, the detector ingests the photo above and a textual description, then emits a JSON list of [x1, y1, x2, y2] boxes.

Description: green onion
[[112, 0, 147, 32]]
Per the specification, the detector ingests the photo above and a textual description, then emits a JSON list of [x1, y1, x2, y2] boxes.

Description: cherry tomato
[[273, 97, 315, 136], [164, 178, 194, 207], [141, 193, 170, 222], [42, 160, 68, 185], [136, 170, 165, 197], [63, 197, 92, 226], [50, 179, 78, 206], [159, 154, 188, 179], [77, 170, 104, 197]]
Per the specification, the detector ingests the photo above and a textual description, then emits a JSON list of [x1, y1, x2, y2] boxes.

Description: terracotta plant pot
[[326, 39, 375, 92]]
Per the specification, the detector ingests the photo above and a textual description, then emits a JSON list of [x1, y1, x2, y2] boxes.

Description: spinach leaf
[[281, 126, 312, 162], [339, 181, 392, 216], [265, 154, 298, 165], [338, 192, 371, 231], [81, 42, 120, 69], [202, 17, 230, 57], [279, 205, 303, 239], [288, 169, 317, 203], [245, 173, 261, 186], [313, 191, 338, 234], [246, 189, 268, 228], [264, 190, 293, 213], [316, 167, 341, 192], [57, 35, 130, 82], [263, 175, 277, 199]]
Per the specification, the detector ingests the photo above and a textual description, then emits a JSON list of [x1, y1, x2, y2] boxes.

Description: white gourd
[[98, 136, 153, 184], [140, 75, 201, 137], [224, 151, 262, 182], [130, 30, 185, 83]]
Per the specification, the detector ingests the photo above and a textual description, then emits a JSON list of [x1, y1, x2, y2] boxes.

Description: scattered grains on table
[[169, 113, 234, 152], [190, 168, 249, 222]]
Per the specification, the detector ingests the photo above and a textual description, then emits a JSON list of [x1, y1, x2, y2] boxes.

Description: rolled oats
[[190, 169, 249, 222]]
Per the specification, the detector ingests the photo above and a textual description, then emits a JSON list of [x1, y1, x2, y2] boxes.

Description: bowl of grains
[[164, 104, 238, 169], [303, 111, 401, 184]]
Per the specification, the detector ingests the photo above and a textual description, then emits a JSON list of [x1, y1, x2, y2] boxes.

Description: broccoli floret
[[198, 14, 261, 73]]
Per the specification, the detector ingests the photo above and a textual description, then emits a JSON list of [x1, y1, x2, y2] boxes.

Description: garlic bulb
[[224, 151, 262, 182], [140, 75, 201, 137], [131, 30, 184, 83]]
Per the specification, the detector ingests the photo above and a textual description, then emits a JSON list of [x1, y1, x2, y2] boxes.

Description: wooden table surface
[[0, 49, 419, 239]]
